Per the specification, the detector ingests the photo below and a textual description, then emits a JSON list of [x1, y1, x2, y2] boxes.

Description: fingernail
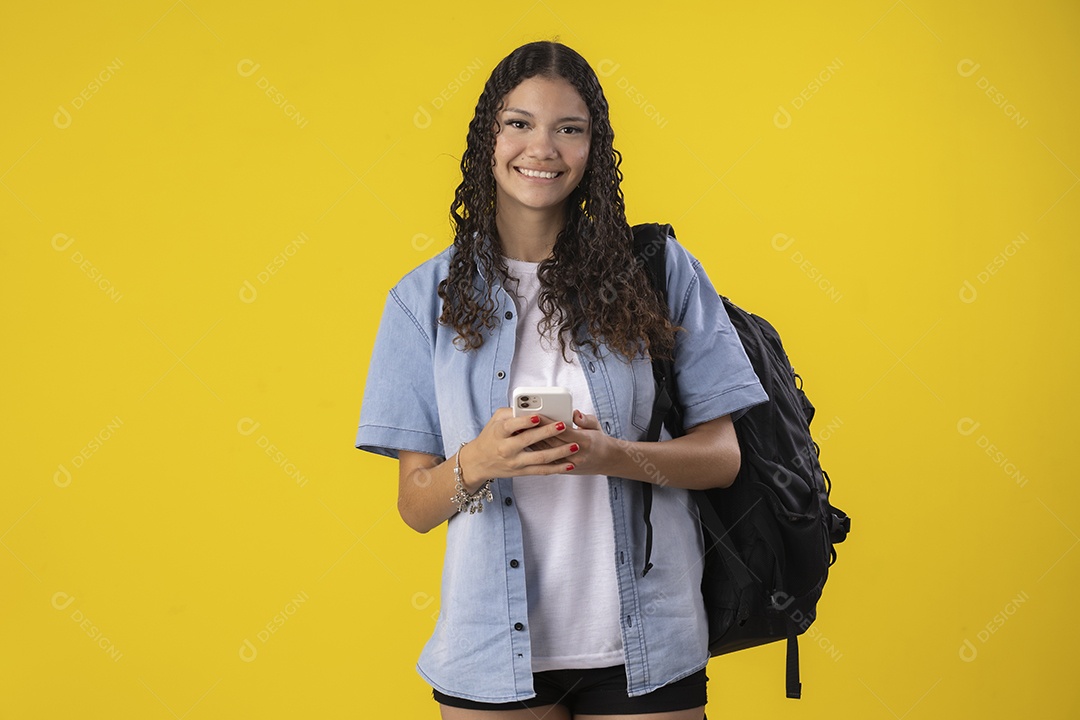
[[569, 443, 579, 453], [531, 415, 540, 424], [565, 464, 575, 471], [555, 422, 565, 431]]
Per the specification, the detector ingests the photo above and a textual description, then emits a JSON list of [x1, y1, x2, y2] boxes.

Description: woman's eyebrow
[[502, 107, 589, 124]]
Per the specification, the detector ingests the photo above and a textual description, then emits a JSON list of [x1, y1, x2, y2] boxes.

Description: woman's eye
[[506, 120, 528, 129], [560, 126, 585, 134]]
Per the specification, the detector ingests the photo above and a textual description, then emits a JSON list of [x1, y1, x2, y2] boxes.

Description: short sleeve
[[665, 236, 768, 428], [354, 287, 444, 460]]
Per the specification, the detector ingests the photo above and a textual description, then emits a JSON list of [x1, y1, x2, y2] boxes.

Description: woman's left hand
[[529, 409, 611, 475]]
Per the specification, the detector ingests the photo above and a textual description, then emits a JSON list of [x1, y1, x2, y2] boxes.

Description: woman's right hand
[[396, 408, 578, 533], [458, 408, 578, 490]]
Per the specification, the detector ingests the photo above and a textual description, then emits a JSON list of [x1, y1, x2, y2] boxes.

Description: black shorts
[[432, 665, 707, 715]]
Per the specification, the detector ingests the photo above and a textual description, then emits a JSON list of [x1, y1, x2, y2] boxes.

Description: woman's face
[[491, 75, 591, 217]]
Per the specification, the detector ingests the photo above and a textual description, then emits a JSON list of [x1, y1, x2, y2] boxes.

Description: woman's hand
[[526, 411, 740, 489], [526, 409, 612, 476], [396, 407, 597, 534], [458, 407, 579, 489]]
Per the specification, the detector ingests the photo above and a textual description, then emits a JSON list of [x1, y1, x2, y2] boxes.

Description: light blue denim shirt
[[355, 234, 767, 702]]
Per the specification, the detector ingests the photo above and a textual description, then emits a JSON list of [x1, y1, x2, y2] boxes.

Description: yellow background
[[3, 1, 1077, 717]]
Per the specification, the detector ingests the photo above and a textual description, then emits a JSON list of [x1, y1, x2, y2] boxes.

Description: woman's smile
[[514, 166, 564, 180]]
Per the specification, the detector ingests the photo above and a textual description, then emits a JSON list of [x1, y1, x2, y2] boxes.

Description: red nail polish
[[531, 415, 540, 423], [555, 422, 565, 431], [569, 443, 579, 453], [566, 463, 575, 471]]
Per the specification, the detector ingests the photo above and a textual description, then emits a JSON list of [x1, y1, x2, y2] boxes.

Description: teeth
[[517, 167, 560, 179]]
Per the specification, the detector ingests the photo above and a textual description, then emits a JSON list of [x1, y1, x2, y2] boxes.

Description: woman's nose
[[524, 132, 558, 159]]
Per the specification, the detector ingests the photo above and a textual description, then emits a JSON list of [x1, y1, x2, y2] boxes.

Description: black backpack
[[632, 222, 851, 699]]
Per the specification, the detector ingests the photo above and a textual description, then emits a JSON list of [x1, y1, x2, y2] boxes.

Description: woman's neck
[[495, 203, 565, 262]]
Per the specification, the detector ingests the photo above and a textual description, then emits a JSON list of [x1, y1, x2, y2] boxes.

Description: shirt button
[[510, 559, 519, 568], [496, 370, 505, 379], [514, 622, 524, 631], [504, 311, 513, 320], [504, 497, 513, 506], [588, 361, 596, 372], [604, 421, 611, 433]]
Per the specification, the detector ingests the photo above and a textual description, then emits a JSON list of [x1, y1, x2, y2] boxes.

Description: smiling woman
[[354, 40, 767, 719], [491, 78, 592, 243]]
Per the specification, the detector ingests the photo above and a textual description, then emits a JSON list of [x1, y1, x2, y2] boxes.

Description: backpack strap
[[641, 480, 655, 577], [631, 223, 677, 439], [632, 223, 680, 576], [786, 631, 802, 699], [633, 224, 756, 595]]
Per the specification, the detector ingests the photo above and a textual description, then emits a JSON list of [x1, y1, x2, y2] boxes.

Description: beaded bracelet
[[450, 441, 493, 514]]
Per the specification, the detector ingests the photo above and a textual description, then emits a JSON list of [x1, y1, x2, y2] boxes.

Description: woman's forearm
[[598, 415, 741, 490], [399, 415, 740, 533], [398, 442, 496, 534], [397, 452, 461, 533]]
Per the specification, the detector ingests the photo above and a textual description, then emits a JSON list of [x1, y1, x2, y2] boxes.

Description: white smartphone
[[511, 386, 573, 425]]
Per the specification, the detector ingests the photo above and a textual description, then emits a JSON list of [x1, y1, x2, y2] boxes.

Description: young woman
[[356, 41, 766, 719]]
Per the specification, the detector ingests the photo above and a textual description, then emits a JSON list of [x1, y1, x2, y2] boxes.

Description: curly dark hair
[[436, 41, 677, 362]]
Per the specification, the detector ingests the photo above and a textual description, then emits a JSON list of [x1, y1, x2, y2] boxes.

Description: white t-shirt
[[504, 257, 624, 672]]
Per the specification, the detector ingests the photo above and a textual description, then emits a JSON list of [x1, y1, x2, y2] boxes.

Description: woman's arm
[[396, 450, 460, 534], [396, 408, 578, 533], [567, 411, 741, 490]]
